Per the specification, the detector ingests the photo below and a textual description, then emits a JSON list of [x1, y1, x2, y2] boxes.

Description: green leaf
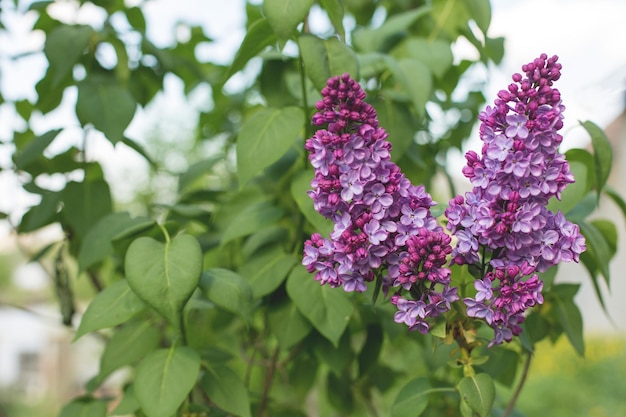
[[391, 377, 431, 417], [484, 36, 505, 64], [460, 398, 473, 417], [604, 184, 626, 222], [201, 364, 252, 417], [58, 398, 107, 417], [320, 0, 345, 39], [98, 320, 160, 381], [61, 180, 113, 243], [477, 348, 519, 387], [286, 265, 352, 347], [239, 247, 296, 298], [44, 25, 93, 86], [125, 234, 203, 327], [74, 280, 146, 340], [76, 76, 137, 143], [580, 120, 613, 199], [121, 136, 157, 168], [549, 284, 585, 356], [178, 156, 222, 193], [200, 268, 253, 320], [563, 192, 597, 223], [241, 226, 289, 258], [590, 219, 617, 257], [547, 149, 593, 214], [579, 221, 611, 286], [579, 252, 607, 315], [457, 373, 495, 417], [15, 99, 34, 121], [313, 331, 352, 375], [78, 212, 154, 271], [18, 191, 61, 233], [268, 299, 312, 349], [134, 347, 200, 417], [352, 6, 431, 52], [391, 37, 453, 79], [110, 384, 140, 416], [298, 34, 359, 91], [263, 0, 315, 41], [124, 6, 146, 33], [386, 57, 432, 117], [327, 372, 354, 413], [13, 129, 62, 170], [432, 0, 470, 38], [358, 324, 383, 377], [221, 200, 284, 245], [226, 18, 276, 81], [35, 67, 67, 113], [291, 170, 333, 236], [374, 97, 418, 161], [465, 0, 491, 33], [237, 106, 303, 186]]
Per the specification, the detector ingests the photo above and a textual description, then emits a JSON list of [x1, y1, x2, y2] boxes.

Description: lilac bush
[[303, 55, 586, 346]]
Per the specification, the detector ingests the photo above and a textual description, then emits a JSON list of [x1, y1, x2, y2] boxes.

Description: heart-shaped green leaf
[[135, 346, 200, 417], [125, 234, 202, 327]]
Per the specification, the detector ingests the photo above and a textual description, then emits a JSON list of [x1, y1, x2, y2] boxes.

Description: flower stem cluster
[[444, 54, 586, 345], [303, 74, 458, 333]]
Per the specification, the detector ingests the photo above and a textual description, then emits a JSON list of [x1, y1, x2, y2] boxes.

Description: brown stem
[[503, 351, 533, 417], [256, 346, 280, 417]]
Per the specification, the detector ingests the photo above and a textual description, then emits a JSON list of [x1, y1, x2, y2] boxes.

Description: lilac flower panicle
[[303, 74, 458, 334], [444, 54, 586, 346]]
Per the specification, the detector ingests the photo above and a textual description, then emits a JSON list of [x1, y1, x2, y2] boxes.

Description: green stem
[[158, 222, 171, 244], [503, 351, 533, 417], [426, 387, 458, 394]]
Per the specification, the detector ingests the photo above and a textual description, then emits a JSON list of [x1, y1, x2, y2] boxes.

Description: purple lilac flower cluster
[[303, 74, 458, 334], [444, 54, 586, 346]]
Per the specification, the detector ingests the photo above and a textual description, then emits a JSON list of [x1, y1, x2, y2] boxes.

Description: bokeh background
[[1, 0, 625, 416]]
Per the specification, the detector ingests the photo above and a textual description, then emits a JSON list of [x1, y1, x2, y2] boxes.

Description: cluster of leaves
[[1, 0, 624, 417]]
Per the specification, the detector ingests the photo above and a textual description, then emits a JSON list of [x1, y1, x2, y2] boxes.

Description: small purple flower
[[486, 134, 513, 161], [363, 219, 388, 245], [363, 183, 394, 214], [474, 278, 493, 302], [465, 299, 494, 324], [400, 205, 428, 227], [505, 114, 529, 139], [340, 171, 363, 201]]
